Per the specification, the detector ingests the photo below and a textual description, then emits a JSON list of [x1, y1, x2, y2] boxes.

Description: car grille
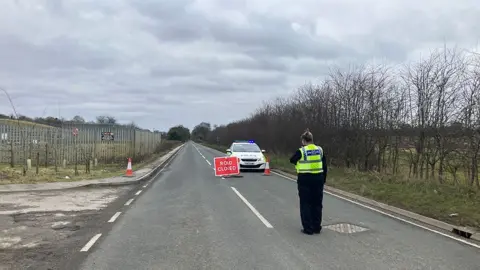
[[241, 159, 257, 162], [240, 164, 262, 168]]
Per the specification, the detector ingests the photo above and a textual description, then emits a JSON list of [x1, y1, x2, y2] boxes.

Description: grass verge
[[202, 142, 480, 229], [0, 140, 182, 184], [0, 118, 56, 129]]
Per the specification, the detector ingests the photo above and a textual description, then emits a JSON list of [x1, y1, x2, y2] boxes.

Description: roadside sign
[[214, 156, 240, 177], [101, 131, 114, 141]]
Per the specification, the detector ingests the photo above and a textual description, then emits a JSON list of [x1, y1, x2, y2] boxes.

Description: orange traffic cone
[[126, 158, 133, 177], [263, 156, 271, 176]]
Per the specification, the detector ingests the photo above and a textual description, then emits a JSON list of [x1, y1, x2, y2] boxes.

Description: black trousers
[[297, 173, 325, 233]]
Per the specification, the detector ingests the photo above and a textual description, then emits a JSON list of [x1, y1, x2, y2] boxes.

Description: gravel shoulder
[[0, 186, 132, 270]]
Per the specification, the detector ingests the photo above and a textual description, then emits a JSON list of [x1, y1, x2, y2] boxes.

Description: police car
[[226, 140, 266, 172]]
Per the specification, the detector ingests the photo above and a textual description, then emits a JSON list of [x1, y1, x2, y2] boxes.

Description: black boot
[[301, 229, 314, 235]]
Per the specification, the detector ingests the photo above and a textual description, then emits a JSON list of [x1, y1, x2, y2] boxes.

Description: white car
[[226, 140, 266, 172]]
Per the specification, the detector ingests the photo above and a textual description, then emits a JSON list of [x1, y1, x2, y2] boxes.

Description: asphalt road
[[77, 142, 480, 270]]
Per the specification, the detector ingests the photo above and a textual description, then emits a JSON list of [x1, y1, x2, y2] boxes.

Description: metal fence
[[0, 122, 162, 166]]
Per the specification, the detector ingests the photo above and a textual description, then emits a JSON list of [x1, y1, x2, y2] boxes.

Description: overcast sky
[[0, 0, 479, 131]]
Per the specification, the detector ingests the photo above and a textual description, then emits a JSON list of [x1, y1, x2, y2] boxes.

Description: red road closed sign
[[214, 156, 240, 177]]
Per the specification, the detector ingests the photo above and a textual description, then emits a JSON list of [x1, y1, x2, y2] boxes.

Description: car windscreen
[[232, 143, 261, 152]]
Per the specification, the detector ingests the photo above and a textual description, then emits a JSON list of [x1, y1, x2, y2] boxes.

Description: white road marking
[[135, 190, 142, 196], [80, 234, 102, 252], [231, 187, 273, 228], [125, 198, 134, 206], [271, 171, 480, 249], [143, 184, 148, 188], [108, 212, 122, 223], [193, 143, 216, 168]]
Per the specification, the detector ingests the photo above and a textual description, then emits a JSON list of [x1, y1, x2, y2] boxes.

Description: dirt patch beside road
[[0, 186, 131, 270]]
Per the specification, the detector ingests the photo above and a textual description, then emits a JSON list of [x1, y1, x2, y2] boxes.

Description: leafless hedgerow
[[207, 46, 480, 188]]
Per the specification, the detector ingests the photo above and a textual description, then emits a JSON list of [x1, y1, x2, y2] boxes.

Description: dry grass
[[0, 140, 181, 184], [0, 119, 55, 129], [0, 164, 126, 183], [5, 141, 166, 167], [202, 143, 480, 229]]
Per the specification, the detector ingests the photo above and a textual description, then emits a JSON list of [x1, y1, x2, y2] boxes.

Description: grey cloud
[[0, 34, 114, 74], [131, 0, 194, 21], [1, 0, 479, 131], [368, 6, 480, 54], [131, 0, 208, 42], [150, 63, 205, 78], [207, 15, 352, 60], [164, 76, 245, 93], [233, 57, 288, 72], [132, 1, 352, 60], [45, 0, 63, 13], [289, 58, 335, 76]]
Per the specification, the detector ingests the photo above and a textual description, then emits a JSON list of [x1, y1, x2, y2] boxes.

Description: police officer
[[289, 129, 327, 235]]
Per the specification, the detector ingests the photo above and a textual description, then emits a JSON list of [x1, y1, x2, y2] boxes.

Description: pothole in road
[[324, 223, 369, 234]]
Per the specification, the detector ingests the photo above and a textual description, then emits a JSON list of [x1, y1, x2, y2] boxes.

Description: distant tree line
[[0, 113, 153, 132], [0, 112, 196, 143], [167, 125, 191, 142], [190, 122, 211, 142], [199, 47, 480, 188]]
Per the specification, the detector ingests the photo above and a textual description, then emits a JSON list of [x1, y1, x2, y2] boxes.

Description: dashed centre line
[[76, 145, 185, 256], [193, 143, 213, 168], [80, 234, 102, 252], [125, 198, 134, 206], [108, 212, 122, 223]]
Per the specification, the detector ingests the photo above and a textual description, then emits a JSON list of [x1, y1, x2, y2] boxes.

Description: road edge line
[[231, 187, 273, 228], [271, 170, 480, 249]]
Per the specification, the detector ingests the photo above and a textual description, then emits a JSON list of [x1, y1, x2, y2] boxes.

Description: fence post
[[74, 134, 79, 176], [45, 143, 48, 168], [10, 140, 14, 168], [132, 128, 136, 160], [36, 152, 39, 175]]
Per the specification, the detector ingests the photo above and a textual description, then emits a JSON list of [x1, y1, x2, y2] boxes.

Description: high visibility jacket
[[295, 144, 324, 174]]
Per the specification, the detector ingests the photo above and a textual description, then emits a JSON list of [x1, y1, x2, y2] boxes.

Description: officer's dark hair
[[301, 129, 313, 143]]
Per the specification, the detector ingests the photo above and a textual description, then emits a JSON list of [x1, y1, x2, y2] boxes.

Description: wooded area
[[206, 48, 480, 189]]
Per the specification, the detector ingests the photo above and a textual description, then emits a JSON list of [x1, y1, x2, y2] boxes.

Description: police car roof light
[[233, 140, 255, 143]]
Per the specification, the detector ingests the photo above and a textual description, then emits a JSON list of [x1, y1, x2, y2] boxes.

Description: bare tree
[[205, 46, 478, 189]]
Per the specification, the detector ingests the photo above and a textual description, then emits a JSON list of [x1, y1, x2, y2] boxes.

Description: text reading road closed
[[214, 156, 240, 177]]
